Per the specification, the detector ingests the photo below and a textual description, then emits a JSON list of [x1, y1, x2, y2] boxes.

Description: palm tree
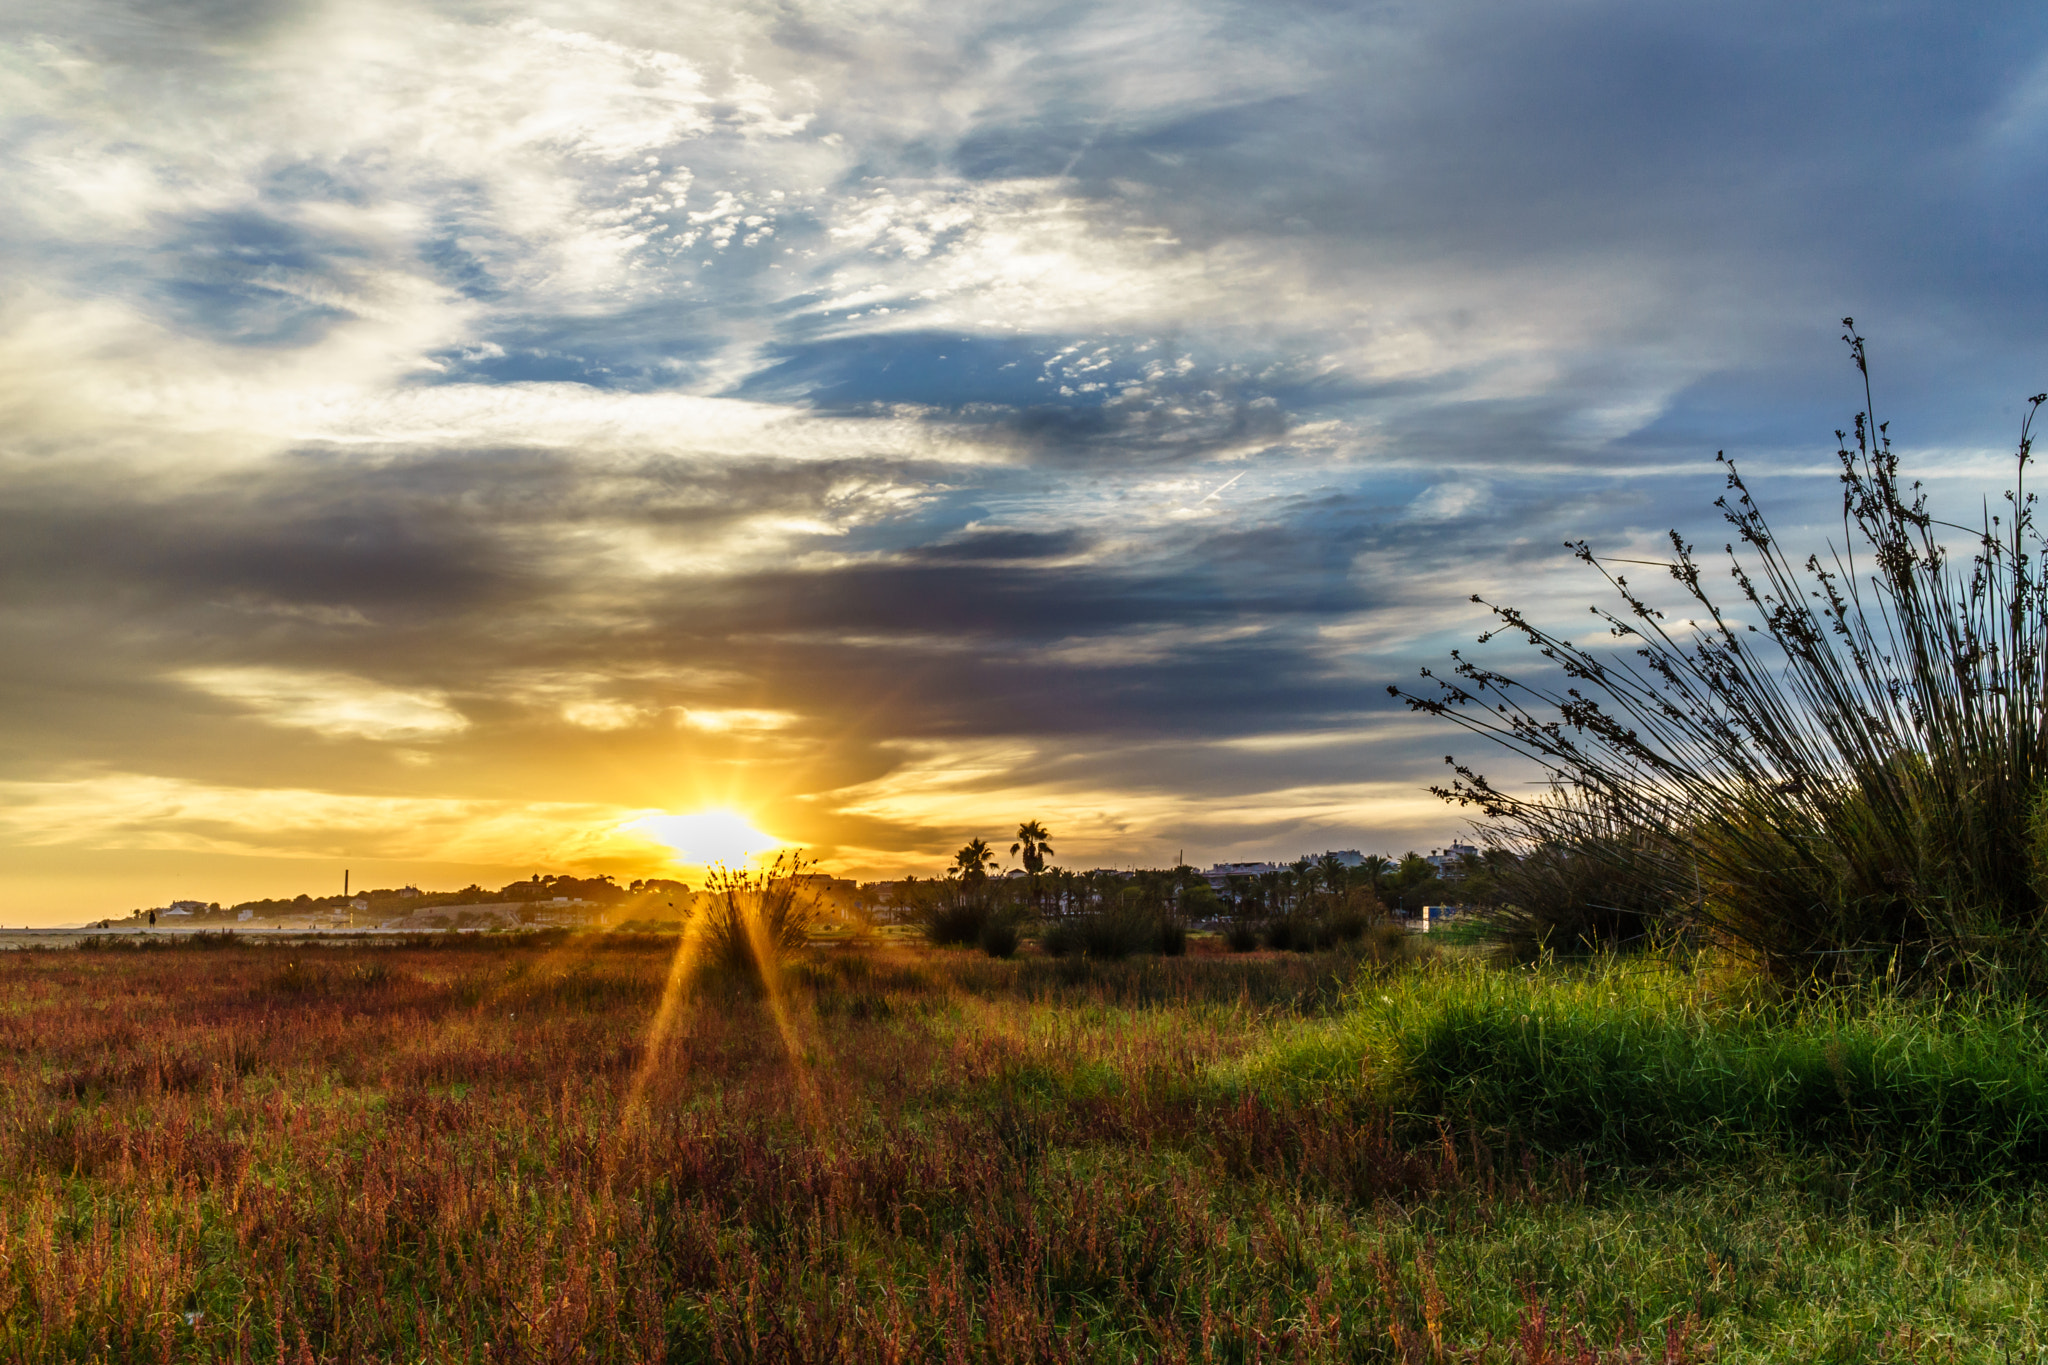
[[1361, 854, 1391, 897], [952, 838, 998, 885], [1010, 820, 1053, 911], [1010, 821, 1053, 873], [1045, 867, 1077, 917]]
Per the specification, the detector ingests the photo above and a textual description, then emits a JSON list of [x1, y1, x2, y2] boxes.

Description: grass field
[[3, 934, 2046, 1362]]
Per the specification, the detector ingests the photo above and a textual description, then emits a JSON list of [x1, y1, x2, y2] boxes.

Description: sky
[[4, 1, 2048, 919]]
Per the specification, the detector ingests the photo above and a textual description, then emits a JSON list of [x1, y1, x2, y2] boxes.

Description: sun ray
[[615, 916, 704, 1139], [743, 890, 829, 1141]]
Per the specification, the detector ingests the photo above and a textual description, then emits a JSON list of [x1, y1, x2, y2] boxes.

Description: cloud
[[560, 700, 652, 732], [174, 668, 470, 742], [4, 0, 2048, 913], [0, 771, 682, 866], [1407, 482, 1485, 522], [680, 708, 799, 733], [815, 735, 1460, 869]]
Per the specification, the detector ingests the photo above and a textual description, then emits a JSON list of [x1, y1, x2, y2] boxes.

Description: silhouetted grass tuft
[[691, 852, 830, 988]]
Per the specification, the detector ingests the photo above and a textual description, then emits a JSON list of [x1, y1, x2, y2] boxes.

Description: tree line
[[901, 821, 1472, 958]]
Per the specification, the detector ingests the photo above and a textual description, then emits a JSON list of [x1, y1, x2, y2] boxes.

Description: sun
[[634, 808, 779, 866]]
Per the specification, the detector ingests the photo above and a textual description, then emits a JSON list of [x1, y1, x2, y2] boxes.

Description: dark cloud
[[0, 420, 1686, 780], [910, 528, 1094, 563]]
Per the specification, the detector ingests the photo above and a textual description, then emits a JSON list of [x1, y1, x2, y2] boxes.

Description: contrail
[[1059, 94, 1127, 180]]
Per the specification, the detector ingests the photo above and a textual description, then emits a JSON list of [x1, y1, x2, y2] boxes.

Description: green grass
[[1421, 913, 1492, 946], [1251, 954, 2048, 1179], [1356, 1165, 2048, 1360]]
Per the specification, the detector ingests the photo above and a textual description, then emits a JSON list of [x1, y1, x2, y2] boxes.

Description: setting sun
[[633, 809, 779, 866]]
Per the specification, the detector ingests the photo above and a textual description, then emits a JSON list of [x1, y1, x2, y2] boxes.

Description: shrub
[[978, 916, 1020, 958], [1255, 903, 1386, 954], [915, 882, 997, 947], [1263, 916, 1305, 952], [1080, 910, 1156, 960], [1396, 325, 2048, 992], [1042, 909, 1169, 960], [1156, 916, 1188, 956], [1039, 917, 1082, 958], [1322, 903, 1374, 946], [1224, 919, 1261, 953], [269, 960, 321, 996]]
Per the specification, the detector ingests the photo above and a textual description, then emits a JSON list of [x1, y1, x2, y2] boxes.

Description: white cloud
[[1406, 482, 1485, 521], [679, 707, 799, 733], [1038, 622, 1267, 667], [560, 700, 652, 731], [175, 668, 469, 742], [808, 179, 1232, 335]]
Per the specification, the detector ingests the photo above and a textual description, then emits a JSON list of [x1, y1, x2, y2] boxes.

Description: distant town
[[96, 842, 1484, 933]]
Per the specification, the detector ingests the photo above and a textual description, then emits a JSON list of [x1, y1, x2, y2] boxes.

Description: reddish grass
[[0, 938, 1703, 1363]]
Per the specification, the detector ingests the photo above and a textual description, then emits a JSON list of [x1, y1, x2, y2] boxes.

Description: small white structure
[[1203, 861, 1278, 890], [1424, 842, 1479, 877]]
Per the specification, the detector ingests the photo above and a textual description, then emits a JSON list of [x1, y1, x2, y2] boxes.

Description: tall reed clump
[[1396, 322, 2048, 992], [693, 852, 828, 987]]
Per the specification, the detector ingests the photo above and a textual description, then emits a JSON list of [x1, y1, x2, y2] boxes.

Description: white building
[[1424, 842, 1480, 877], [1202, 861, 1278, 890], [1204, 851, 1385, 891]]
